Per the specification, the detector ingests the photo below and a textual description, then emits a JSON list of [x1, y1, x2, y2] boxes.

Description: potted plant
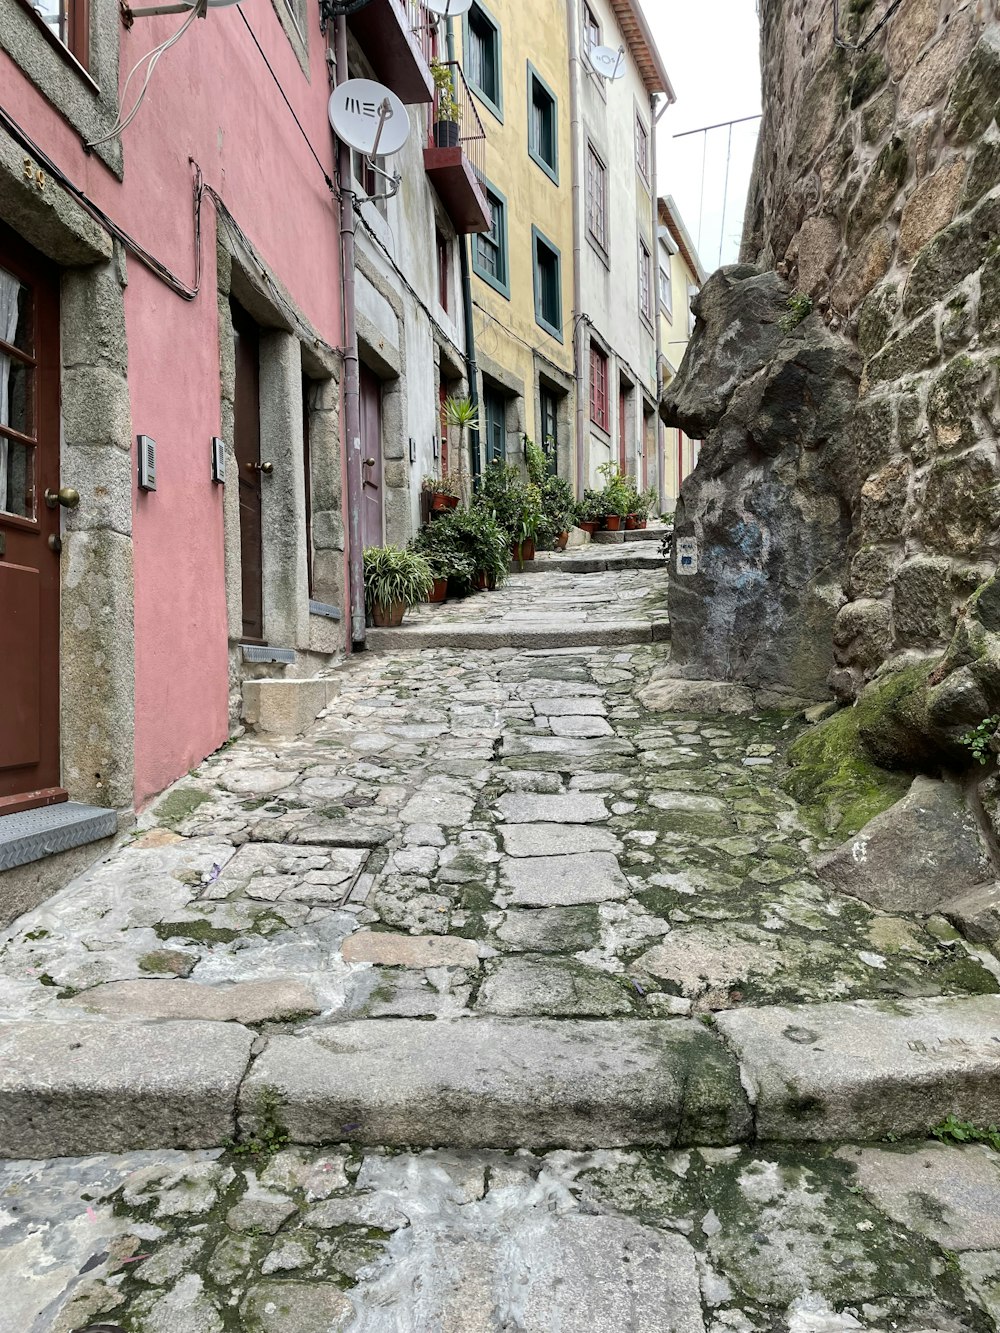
[[575, 489, 605, 536], [446, 504, 509, 590], [537, 473, 575, 551], [363, 544, 434, 628], [430, 60, 461, 148], [598, 463, 631, 531], [422, 473, 460, 513], [411, 519, 476, 600], [637, 486, 658, 529], [443, 394, 479, 503], [475, 461, 541, 567]]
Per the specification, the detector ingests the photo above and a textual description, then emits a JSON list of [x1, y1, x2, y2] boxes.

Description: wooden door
[[232, 303, 264, 642], [0, 225, 63, 812], [360, 363, 383, 548], [618, 382, 628, 473]]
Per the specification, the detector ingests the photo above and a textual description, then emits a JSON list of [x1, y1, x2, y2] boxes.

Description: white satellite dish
[[590, 44, 626, 81], [424, 0, 474, 15], [329, 79, 411, 158]]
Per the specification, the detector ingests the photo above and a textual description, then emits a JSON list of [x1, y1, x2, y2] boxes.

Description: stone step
[[242, 676, 340, 736], [592, 526, 670, 546], [6, 996, 997, 1159], [519, 550, 664, 574], [365, 620, 668, 652], [240, 1017, 752, 1151]]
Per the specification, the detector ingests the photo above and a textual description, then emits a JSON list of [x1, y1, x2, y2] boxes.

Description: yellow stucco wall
[[462, 0, 576, 472]]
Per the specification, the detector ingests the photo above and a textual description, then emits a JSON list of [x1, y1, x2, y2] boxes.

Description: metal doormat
[[241, 645, 297, 664], [0, 802, 117, 872]]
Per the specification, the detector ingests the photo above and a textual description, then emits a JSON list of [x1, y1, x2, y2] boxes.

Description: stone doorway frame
[[0, 125, 135, 815]]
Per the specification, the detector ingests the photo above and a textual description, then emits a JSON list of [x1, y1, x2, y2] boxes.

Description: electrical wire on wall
[[0, 105, 203, 300], [86, 3, 203, 149], [832, 0, 904, 51]]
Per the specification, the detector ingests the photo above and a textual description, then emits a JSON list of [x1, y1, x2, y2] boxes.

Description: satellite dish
[[329, 79, 411, 157], [424, 0, 474, 14], [590, 44, 626, 81]]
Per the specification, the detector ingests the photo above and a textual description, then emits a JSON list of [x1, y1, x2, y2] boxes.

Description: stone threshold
[[365, 620, 670, 652], [2, 995, 999, 1158], [0, 801, 117, 874]]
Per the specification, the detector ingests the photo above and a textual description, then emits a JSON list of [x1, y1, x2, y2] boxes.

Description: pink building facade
[[0, 0, 347, 829]]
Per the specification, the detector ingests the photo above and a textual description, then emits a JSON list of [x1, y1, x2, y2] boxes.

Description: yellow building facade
[[656, 194, 706, 509], [462, 0, 576, 480]]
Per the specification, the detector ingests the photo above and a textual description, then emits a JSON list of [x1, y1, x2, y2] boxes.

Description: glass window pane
[[0, 436, 35, 518], [1, 358, 33, 437], [31, 0, 67, 44], [0, 265, 32, 357]]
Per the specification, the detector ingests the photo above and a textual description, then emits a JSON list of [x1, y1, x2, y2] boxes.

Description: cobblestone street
[[4, 564, 1000, 1330]]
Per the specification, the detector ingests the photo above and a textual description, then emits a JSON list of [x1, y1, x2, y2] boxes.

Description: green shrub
[[475, 461, 542, 546]]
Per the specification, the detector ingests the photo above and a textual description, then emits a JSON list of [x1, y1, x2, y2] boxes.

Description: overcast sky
[[637, 0, 762, 273]]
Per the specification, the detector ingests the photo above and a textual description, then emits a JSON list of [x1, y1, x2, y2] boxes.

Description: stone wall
[[742, 0, 1000, 699]]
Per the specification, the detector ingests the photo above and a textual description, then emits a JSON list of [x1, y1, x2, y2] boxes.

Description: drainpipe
[[651, 93, 669, 515], [566, 0, 585, 499], [335, 15, 366, 648], [447, 18, 481, 485]]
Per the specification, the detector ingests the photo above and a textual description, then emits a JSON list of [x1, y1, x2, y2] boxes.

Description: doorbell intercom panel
[[137, 434, 157, 491], [211, 436, 226, 484]]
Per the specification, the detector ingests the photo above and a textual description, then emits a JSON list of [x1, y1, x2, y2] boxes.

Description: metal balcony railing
[[426, 59, 487, 194]]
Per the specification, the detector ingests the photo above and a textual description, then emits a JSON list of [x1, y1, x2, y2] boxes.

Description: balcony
[[423, 61, 491, 235], [347, 0, 433, 105]]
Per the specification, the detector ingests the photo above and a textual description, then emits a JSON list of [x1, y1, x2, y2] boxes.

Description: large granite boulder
[[661, 266, 862, 699]]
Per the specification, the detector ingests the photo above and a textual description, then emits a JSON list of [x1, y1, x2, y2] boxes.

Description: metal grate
[[0, 802, 117, 873], [309, 600, 343, 622], [241, 645, 296, 664]]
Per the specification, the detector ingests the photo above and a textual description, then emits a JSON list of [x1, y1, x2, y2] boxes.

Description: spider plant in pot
[[443, 394, 479, 503], [363, 544, 434, 627]]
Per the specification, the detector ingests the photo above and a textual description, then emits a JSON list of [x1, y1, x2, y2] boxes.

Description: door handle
[[44, 486, 80, 509], [363, 457, 376, 468], [245, 462, 273, 474]]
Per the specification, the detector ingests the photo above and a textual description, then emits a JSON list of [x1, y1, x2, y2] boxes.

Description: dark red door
[[0, 224, 63, 812], [618, 382, 628, 473], [360, 363, 383, 548], [232, 302, 264, 641]]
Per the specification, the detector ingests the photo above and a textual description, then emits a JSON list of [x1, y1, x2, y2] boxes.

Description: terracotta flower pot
[[637, 518, 647, 529], [555, 530, 569, 551], [578, 520, 599, 536], [431, 492, 459, 512], [625, 514, 638, 530], [474, 571, 489, 591], [371, 600, 405, 627], [604, 515, 622, 532], [427, 577, 448, 603], [512, 539, 535, 564]]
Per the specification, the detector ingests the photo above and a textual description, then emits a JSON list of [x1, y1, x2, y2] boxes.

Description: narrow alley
[[4, 555, 1000, 1331]]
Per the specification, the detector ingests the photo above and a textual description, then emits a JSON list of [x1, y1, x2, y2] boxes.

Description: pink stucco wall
[[2, 0, 342, 809]]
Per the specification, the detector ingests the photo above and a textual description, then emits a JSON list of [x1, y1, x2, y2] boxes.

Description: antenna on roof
[[328, 78, 411, 201]]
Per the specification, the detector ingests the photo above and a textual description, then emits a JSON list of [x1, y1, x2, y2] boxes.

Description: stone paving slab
[[717, 995, 1000, 1142], [366, 620, 659, 651], [0, 1019, 254, 1157], [4, 1141, 993, 1333], [240, 1018, 753, 1150]]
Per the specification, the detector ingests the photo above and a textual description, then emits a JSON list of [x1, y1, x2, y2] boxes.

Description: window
[[540, 386, 559, 474], [639, 237, 653, 324], [483, 384, 506, 463], [436, 230, 450, 313], [466, 1, 503, 121], [688, 284, 699, 335], [532, 228, 562, 341], [659, 262, 673, 315], [590, 342, 609, 433], [583, 3, 600, 60], [473, 182, 510, 298], [29, 0, 89, 68], [586, 143, 608, 255], [635, 113, 650, 183], [527, 64, 558, 183]]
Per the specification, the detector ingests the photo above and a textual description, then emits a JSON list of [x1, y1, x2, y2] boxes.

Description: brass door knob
[[363, 457, 376, 468], [245, 461, 273, 474], [44, 486, 80, 509]]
